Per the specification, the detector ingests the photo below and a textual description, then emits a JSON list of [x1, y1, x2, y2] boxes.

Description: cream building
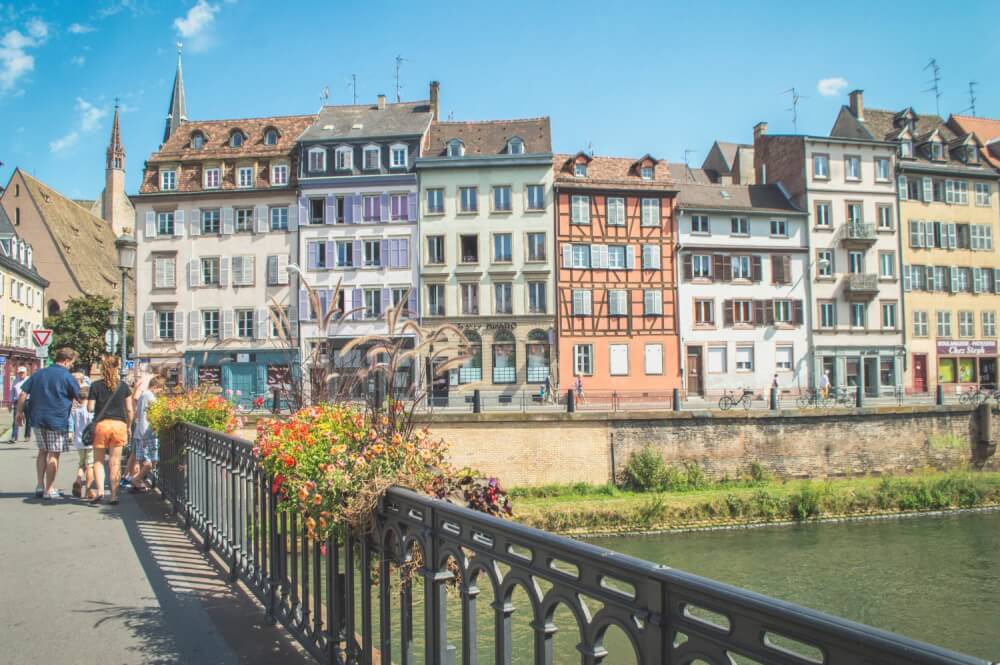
[[831, 92, 1000, 392], [416, 117, 555, 403], [0, 207, 47, 397]]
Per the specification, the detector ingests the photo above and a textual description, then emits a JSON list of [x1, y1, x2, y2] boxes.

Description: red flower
[[271, 474, 284, 495]]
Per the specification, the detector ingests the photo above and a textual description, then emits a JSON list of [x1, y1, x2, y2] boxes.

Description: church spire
[[163, 42, 187, 143], [106, 98, 125, 170]]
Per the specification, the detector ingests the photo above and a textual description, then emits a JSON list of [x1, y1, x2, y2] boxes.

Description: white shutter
[[278, 254, 290, 285], [902, 265, 912, 292], [909, 220, 922, 248], [144, 211, 156, 239], [945, 180, 954, 203], [609, 345, 628, 375], [242, 256, 254, 285], [287, 204, 298, 232], [222, 207, 235, 234], [949, 266, 959, 293], [219, 256, 230, 286], [924, 221, 934, 248], [288, 306, 299, 338], [189, 312, 202, 341], [947, 223, 957, 249], [174, 209, 185, 237], [625, 245, 636, 269], [254, 205, 268, 233], [173, 311, 184, 341], [266, 255, 278, 285], [255, 307, 269, 339], [188, 259, 200, 287], [645, 344, 663, 375], [973, 268, 983, 294], [897, 175, 908, 200], [562, 243, 572, 268], [921, 177, 932, 202], [222, 309, 235, 339], [143, 310, 155, 342], [189, 209, 201, 236], [231, 256, 244, 286], [166, 258, 176, 287]]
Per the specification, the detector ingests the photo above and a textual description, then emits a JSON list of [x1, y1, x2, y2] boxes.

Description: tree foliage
[[45, 296, 133, 372]]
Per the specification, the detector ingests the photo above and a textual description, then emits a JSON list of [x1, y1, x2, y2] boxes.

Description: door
[[863, 357, 879, 396], [913, 354, 928, 393], [227, 364, 256, 408], [686, 347, 703, 396]]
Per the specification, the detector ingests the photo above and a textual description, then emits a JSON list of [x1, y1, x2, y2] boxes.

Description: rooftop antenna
[[446, 111, 454, 121], [347, 74, 357, 104], [683, 149, 698, 166], [394, 55, 408, 102], [962, 81, 978, 117], [320, 84, 329, 104], [923, 58, 942, 116], [586, 141, 594, 157], [783, 87, 806, 134]]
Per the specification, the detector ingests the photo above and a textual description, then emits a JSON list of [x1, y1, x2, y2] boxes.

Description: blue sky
[[1, 0, 997, 199]]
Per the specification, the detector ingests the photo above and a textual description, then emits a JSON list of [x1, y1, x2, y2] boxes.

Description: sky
[[1, 0, 998, 200]]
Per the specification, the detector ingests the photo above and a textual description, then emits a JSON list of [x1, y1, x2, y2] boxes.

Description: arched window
[[459, 331, 482, 384], [308, 147, 327, 172], [47, 300, 60, 316], [335, 146, 353, 170], [526, 329, 550, 384], [191, 132, 205, 149], [229, 131, 244, 148], [447, 139, 465, 157], [264, 129, 278, 145], [507, 137, 524, 155], [492, 330, 516, 384]]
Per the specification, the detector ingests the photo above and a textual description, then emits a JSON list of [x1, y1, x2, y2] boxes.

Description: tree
[[45, 296, 134, 372]]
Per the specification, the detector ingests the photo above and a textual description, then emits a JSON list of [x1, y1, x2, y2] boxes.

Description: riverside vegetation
[[513, 446, 1000, 535]]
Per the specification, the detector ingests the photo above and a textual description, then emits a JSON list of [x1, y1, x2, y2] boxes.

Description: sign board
[[0, 356, 7, 365], [236, 353, 250, 363], [35, 346, 49, 359], [125, 360, 136, 370], [936, 340, 997, 356], [104, 329, 120, 354], [31, 329, 52, 348]]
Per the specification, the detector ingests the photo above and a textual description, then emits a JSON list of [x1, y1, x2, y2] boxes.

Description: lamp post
[[115, 235, 137, 379]]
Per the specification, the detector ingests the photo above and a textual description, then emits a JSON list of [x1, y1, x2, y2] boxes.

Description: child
[[70, 378, 94, 500], [130, 376, 164, 492]]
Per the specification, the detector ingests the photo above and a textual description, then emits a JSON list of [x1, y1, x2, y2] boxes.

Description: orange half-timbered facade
[[553, 153, 681, 393]]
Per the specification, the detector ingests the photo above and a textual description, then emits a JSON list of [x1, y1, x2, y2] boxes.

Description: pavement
[[0, 439, 312, 665]]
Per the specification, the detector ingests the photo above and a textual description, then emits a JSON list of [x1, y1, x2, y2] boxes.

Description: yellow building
[[832, 93, 1000, 392]]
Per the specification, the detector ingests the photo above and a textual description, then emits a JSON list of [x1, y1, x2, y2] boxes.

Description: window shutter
[[584, 290, 592, 316], [751, 256, 763, 283], [325, 195, 336, 225], [947, 223, 957, 249], [562, 243, 573, 268], [288, 204, 298, 232], [189, 209, 201, 236], [243, 256, 255, 285], [682, 254, 693, 280], [256, 307, 269, 339], [298, 196, 308, 226], [945, 180, 954, 203], [407, 192, 418, 221], [723, 257, 734, 282], [307, 242, 319, 270], [399, 238, 410, 268], [223, 309, 234, 338], [352, 194, 362, 223], [909, 220, 921, 248], [949, 266, 959, 293], [753, 300, 766, 325], [792, 300, 804, 325], [143, 310, 155, 342], [723, 300, 733, 326], [973, 268, 983, 294], [343, 195, 354, 224], [589, 244, 601, 269], [380, 193, 390, 222], [219, 257, 230, 286], [172, 209, 185, 237], [173, 311, 184, 341], [995, 269, 1000, 294], [189, 312, 202, 341], [380, 239, 389, 267], [325, 241, 335, 270], [897, 175, 908, 200], [407, 287, 417, 318], [625, 245, 636, 270], [267, 255, 278, 285], [255, 205, 268, 233], [288, 306, 299, 337], [145, 211, 156, 239], [353, 240, 362, 268], [771, 255, 782, 284], [188, 259, 200, 288], [381, 288, 391, 316], [712, 254, 724, 282], [782, 255, 792, 284], [299, 289, 310, 321], [922, 177, 932, 202], [222, 207, 235, 234], [278, 255, 289, 285], [902, 266, 912, 291], [351, 288, 363, 320], [925, 221, 935, 248]]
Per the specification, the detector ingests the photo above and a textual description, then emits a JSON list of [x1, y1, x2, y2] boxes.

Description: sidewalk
[[0, 440, 311, 665]]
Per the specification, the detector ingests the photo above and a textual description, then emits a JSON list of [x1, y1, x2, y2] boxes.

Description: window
[[335, 146, 353, 170], [494, 283, 513, 314], [983, 311, 996, 338], [201, 209, 220, 234], [161, 170, 176, 191], [640, 198, 659, 227], [390, 144, 408, 168], [907, 178, 921, 200], [573, 344, 593, 375], [694, 299, 713, 325], [570, 195, 590, 224], [731, 255, 751, 280], [363, 289, 383, 319], [153, 256, 176, 289], [641, 245, 660, 270], [202, 310, 220, 339], [819, 301, 836, 328], [571, 244, 590, 269], [235, 208, 253, 232], [813, 154, 829, 178], [691, 215, 710, 234], [692, 254, 711, 278], [309, 198, 324, 225], [815, 201, 831, 227], [157, 311, 175, 340], [877, 204, 893, 230], [875, 157, 890, 181], [707, 346, 727, 373], [236, 167, 253, 188], [426, 236, 445, 264], [773, 300, 791, 323], [643, 290, 662, 316], [447, 139, 465, 157], [460, 235, 478, 263], [363, 145, 380, 170], [608, 289, 628, 316], [930, 141, 944, 160], [459, 187, 478, 213], [308, 148, 326, 172], [735, 346, 754, 371], [817, 250, 833, 277], [848, 251, 864, 274], [230, 132, 244, 148], [971, 224, 994, 251], [363, 239, 381, 267], [334, 240, 353, 268], [204, 167, 220, 189], [770, 219, 788, 237], [773, 346, 793, 372], [201, 257, 220, 286], [361, 194, 380, 222], [572, 289, 591, 316], [236, 310, 254, 338], [270, 206, 288, 231], [507, 138, 524, 155], [232, 255, 255, 286], [526, 185, 545, 211], [731, 217, 749, 235], [644, 344, 663, 375], [733, 300, 752, 324], [608, 245, 626, 269], [638, 165, 654, 180], [574, 163, 587, 177], [882, 302, 897, 329], [493, 233, 512, 262], [844, 155, 861, 180], [426, 284, 445, 316], [527, 233, 546, 262], [946, 180, 969, 205], [271, 164, 288, 186], [975, 183, 992, 207], [156, 212, 174, 236], [389, 193, 407, 221], [900, 140, 913, 158], [846, 202, 862, 225], [191, 133, 205, 149], [851, 302, 867, 328], [937, 311, 952, 337], [264, 129, 278, 145], [879, 251, 895, 278], [426, 188, 444, 214], [609, 344, 629, 375], [528, 282, 546, 314], [912, 311, 928, 337], [492, 186, 512, 212], [959, 311, 975, 338]]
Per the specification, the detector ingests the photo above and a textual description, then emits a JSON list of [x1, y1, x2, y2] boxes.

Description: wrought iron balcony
[[841, 222, 877, 247], [844, 273, 880, 297]]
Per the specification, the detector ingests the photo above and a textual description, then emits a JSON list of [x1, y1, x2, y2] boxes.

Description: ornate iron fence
[[156, 423, 990, 665]]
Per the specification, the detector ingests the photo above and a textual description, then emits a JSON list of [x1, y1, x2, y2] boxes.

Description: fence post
[[672, 387, 680, 412], [856, 384, 864, 408], [266, 482, 278, 625], [936, 384, 944, 405], [202, 441, 212, 553], [567, 389, 576, 413], [473, 389, 481, 414], [770, 387, 779, 411], [228, 438, 239, 582]]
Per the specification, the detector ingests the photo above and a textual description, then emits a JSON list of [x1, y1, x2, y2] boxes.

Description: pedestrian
[[88, 355, 133, 505], [819, 370, 831, 398], [129, 376, 164, 493], [70, 377, 95, 500], [772, 374, 780, 390], [574, 376, 584, 404], [7, 366, 31, 442], [544, 374, 553, 404], [15, 348, 81, 499]]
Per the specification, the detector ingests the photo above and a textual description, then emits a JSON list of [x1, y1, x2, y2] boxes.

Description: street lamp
[[115, 235, 137, 379]]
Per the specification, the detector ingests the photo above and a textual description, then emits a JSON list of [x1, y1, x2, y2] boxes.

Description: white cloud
[[174, 0, 221, 52], [98, 0, 139, 19], [0, 18, 48, 94], [49, 97, 109, 154], [70, 55, 86, 66], [26, 18, 48, 40], [817, 76, 848, 97], [68, 23, 95, 34], [49, 131, 80, 153]]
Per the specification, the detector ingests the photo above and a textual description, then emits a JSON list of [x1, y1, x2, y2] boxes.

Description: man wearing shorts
[[16, 348, 81, 499]]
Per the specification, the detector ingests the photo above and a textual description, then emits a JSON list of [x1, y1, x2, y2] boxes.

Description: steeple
[[106, 98, 125, 170], [163, 42, 188, 143], [97, 96, 134, 237]]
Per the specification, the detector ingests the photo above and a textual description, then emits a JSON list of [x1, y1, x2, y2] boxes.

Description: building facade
[[674, 180, 809, 396], [832, 92, 1000, 392], [0, 207, 47, 398], [554, 153, 681, 394], [755, 117, 905, 395], [294, 90, 434, 394], [416, 117, 554, 400]]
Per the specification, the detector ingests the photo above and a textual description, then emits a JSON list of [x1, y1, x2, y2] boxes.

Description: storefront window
[[492, 330, 516, 384], [822, 356, 836, 387], [459, 331, 482, 384], [845, 357, 860, 387], [958, 358, 977, 383], [981, 359, 997, 388], [938, 358, 956, 383], [879, 358, 895, 387], [526, 329, 549, 384]]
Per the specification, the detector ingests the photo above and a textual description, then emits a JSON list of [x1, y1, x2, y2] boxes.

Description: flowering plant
[[253, 395, 266, 409], [148, 388, 240, 436]]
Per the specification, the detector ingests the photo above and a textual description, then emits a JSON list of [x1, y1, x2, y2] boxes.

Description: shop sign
[[457, 322, 517, 332], [936, 340, 997, 356], [198, 366, 221, 385], [236, 353, 251, 363]]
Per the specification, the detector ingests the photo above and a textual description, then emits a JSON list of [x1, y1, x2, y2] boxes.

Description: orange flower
[[313, 493, 323, 505]]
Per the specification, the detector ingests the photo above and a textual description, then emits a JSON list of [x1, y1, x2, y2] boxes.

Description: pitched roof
[[715, 142, 749, 171], [299, 101, 433, 142], [552, 153, 676, 192], [17, 169, 119, 298], [423, 117, 551, 157], [667, 162, 714, 184], [146, 113, 315, 164], [0, 204, 15, 236], [949, 114, 1000, 169], [164, 51, 187, 143], [676, 182, 803, 214]]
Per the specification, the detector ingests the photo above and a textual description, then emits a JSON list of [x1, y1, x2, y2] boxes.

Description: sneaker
[[42, 490, 62, 500], [34, 487, 43, 498], [120, 478, 132, 489]]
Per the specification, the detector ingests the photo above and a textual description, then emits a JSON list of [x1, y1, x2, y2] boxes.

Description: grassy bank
[[512, 470, 1000, 535]]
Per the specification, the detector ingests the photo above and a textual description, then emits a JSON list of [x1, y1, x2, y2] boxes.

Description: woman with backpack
[[87, 355, 133, 505]]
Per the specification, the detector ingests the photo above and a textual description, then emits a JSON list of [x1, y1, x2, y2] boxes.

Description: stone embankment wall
[[425, 405, 998, 487]]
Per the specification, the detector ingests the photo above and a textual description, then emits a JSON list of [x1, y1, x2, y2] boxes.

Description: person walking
[[88, 355, 133, 505], [8, 366, 31, 442], [70, 378, 95, 500], [130, 376, 164, 493], [14, 349, 81, 499], [574, 376, 584, 405], [819, 370, 831, 399]]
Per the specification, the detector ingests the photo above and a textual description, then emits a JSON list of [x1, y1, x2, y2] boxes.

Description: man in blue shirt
[[16, 348, 82, 499]]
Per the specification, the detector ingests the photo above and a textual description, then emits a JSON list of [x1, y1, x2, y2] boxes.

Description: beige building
[[416, 117, 555, 403], [832, 92, 1000, 392]]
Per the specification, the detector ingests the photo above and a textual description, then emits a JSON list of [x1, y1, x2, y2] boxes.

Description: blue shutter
[[407, 192, 417, 221], [352, 194, 362, 223], [352, 288, 363, 320], [307, 242, 319, 270], [380, 193, 390, 222], [353, 240, 362, 268], [325, 194, 335, 224], [326, 241, 335, 269], [299, 289, 309, 321], [380, 239, 389, 268], [381, 287, 391, 317], [407, 287, 417, 319], [344, 195, 354, 223], [400, 238, 410, 268]]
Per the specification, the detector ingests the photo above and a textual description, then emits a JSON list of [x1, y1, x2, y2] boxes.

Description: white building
[[675, 179, 810, 396]]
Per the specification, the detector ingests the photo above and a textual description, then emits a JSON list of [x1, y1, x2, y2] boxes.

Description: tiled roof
[[714, 142, 749, 172], [667, 162, 714, 184], [949, 114, 1000, 169], [423, 117, 551, 157], [552, 153, 676, 192], [17, 170, 119, 299], [299, 101, 433, 142], [146, 114, 315, 163], [0, 205, 15, 236], [676, 182, 803, 214]]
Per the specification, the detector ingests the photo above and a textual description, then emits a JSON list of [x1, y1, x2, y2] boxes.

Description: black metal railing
[[157, 423, 988, 665]]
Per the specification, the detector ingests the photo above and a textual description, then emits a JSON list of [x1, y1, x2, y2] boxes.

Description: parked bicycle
[[796, 388, 830, 409], [958, 385, 999, 407], [830, 386, 855, 407], [719, 388, 754, 411]]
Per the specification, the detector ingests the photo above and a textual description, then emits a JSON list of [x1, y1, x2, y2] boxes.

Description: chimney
[[753, 122, 768, 141], [849, 89, 864, 121], [377, 94, 386, 111], [429, 80, 440, 121]]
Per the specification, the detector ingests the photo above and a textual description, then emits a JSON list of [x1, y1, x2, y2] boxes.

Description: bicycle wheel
[[795, 396, 809, 409], [959, 392, 971, 406], [719, 396, 733, 410], [742, 396, 753, 410]]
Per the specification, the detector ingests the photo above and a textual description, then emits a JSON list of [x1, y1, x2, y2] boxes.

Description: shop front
[[0, 348, 40, 403], [936, 340, 997, 389], [185, 349, 298, 408], [815, 346, 904, 397]]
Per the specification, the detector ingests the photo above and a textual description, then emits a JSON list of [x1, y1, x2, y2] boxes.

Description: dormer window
[[191, 132, 205, 150], [507, 138, 524, 155], [264, 129, 278, 145], [308, 147, 326, 172], [161, 169, 177, 191], [899, 140, 913, 158], [930, 141, 945, 161], [640, 166, 653, 180], [229, 131, 245, 148], [447, 139, 465, 157], [335, 146, 353, 170], [363, 145, 381, 170], [964, 145, 979, 164], [26, 247, 32, 270], [390, 143, 408, 168], [574, 163, 587, 177]]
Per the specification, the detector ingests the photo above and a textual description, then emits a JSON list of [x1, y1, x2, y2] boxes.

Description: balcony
[[840, 222, 877, 248], [844, 273, 880, 298]]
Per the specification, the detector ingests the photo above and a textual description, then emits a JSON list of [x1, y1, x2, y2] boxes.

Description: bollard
[[472, 389, 481, 414], [770, 387, 779, 411], [856, 384, 863, 408], [936, 384, 944, 406], [567, 389, 576, 413], [672, 387, 681, 412]]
